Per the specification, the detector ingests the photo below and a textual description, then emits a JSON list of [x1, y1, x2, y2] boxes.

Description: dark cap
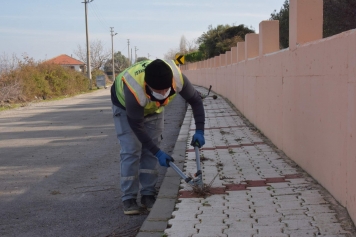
[[144, 59, 173, 90]]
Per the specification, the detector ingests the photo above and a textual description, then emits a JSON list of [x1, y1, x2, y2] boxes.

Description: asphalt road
[[0, 88, 187, 237]]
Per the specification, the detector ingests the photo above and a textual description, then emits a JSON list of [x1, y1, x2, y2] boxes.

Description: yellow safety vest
[[115, 60, 184, 116]]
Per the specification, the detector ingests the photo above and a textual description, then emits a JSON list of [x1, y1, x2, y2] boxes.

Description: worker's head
[[145, 59, 173, 95]]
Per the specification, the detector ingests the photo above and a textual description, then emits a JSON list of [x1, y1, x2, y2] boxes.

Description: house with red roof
[[46, 54, 86, 72]]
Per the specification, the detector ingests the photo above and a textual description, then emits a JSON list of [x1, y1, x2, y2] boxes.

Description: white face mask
[[151, 87, 171, 100]]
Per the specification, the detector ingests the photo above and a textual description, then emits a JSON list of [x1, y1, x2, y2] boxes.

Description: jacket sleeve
[[178, 74, 205, 131], [124, 84, 160, 155]]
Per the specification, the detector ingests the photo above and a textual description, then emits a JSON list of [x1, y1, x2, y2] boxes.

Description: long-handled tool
[[168, 145, 203, 188], [198, 85, 217, 100], [193, 146, 202, 187]]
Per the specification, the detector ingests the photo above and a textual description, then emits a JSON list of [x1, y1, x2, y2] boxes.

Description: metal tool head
[[189, 170, 204, 188], [188, 176, 203, 188]]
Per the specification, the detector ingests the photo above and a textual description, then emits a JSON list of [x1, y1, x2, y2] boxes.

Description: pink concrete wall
[[182, 29, 356, 224]]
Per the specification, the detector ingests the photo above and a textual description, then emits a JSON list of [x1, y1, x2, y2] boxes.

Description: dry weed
[[188, 173, 219, 198]]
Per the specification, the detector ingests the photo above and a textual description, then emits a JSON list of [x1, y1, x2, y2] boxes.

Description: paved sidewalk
[[138, 87, 356, 237]]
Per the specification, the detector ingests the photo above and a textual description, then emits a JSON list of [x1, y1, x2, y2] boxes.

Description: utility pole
[[127, 39, 130, 66], [131, 48, 133, 65], [135, 46, 138, 63], [147, 53, 151, 59], [110, 27, 117, 80], [82, 0, 93, 89]]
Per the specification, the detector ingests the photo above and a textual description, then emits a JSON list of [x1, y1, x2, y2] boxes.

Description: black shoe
[[141, 195, 156, 211], [123, 199, 140, 215]]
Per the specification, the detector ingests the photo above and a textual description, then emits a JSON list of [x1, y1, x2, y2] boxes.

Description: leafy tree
[[197, 24, 254, 59], [271, 0, 356, 49], [323, 0, 356, 37], [103, 51, 129, 77], [74, 39, 111, 70], [164, 25, 253, 61], [270, 0, 289, 49], [185, 51, 203, 63], [136, 57, 148, 62]]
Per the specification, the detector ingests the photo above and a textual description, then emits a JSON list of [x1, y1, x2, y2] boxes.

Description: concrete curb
[[136, 109, 193, 237]]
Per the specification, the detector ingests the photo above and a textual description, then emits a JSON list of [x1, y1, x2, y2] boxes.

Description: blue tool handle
[[169, 161, 192, 183], [194, 146, 201, 173]]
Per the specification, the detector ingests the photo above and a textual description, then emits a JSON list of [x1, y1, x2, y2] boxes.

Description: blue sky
[[0, 0, 286, 62]]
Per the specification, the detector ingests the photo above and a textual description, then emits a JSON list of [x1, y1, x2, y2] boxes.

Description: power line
[[90, 2, 109, 29], [92, 1, 111, 26], [88, 3, 109, 31]]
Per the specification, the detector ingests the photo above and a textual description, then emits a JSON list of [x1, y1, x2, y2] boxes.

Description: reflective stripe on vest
[[166, 60, 183, 92], [122, 70, 147, 107]]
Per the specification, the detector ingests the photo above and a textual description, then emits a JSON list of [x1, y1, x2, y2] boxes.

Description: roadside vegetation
[[0, 54, 99, 110]]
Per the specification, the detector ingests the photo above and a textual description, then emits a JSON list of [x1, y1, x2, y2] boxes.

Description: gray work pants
[[112, 104, 163, 201]]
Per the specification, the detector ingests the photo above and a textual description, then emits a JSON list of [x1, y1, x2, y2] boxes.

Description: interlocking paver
[[194, 226, 228, 236], [167, 220, 199, 230], [255, 225, 284, 234], [277, 201, 304, 209], [228, 222, 254, 229], [286, 178, 310, 184], [305, 204, 335, 214], [272, 188, 300, 196], [226, 197, 252, 205], [280, 210, 308, 217], [160, 87, 355, 237], [286, 229, 319, 236], [169, 220, 199, 231], [224, 210, 254, 219], [164, 228, 198, 237], [253, 207, 279, 217], [311, 213, 339, 223], [314, 223, 350, 235], [275, 195, 299, 202], [255, 216, 282, 226], [253, 234, 288, 237], [171, 211, 201, 220], [298, 190, 322, 197], [301, 197, 329, 205], [281, 215, 313, 221], [192, 233, 227, 237], [282, 219, 313, 229], [315, 235, 348, 237], [251, 200, 275, 207], [223, 228, 257, 237], [268, 183, 291, 189]]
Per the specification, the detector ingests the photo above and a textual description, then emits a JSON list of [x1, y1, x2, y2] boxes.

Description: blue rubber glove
[[155, 150, 174, 167], [191, 130, 205, 148]]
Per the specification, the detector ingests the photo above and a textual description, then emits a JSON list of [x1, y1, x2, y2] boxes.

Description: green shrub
[[0, 56, 90, 104], [185, 51, 203, 63]]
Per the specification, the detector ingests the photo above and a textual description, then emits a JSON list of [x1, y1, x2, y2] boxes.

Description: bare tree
[[164, 35, 199, 61], [0, 53, 19, 74], [74, 39, 111, 70], [0, 53, 21, 103], [186, 38, 198, 53], [179, 35, 188, 54], [164, 47, 179, 60]]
